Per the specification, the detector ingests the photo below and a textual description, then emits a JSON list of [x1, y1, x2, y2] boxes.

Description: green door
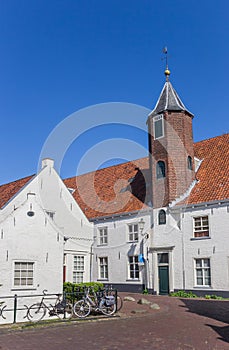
[[159, 266, 169, 295]]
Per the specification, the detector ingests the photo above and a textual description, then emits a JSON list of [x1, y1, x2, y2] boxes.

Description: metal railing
[[0, 287, 119, 325]]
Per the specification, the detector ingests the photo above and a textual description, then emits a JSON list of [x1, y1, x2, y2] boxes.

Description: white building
[[1, 67, 229, 297]]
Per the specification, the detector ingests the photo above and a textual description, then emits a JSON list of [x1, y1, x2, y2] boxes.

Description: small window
[[128, 255, 139, 279], [158, 209, 166, 225], [195, 258, 211, 286], [128, 224, 139, 242], [73, 256, 84, 283], [187, 156, 193, 170], [99, 257, 108, 279], [153, 115, 164, 139], [158, 253, 168, 264], [156, 161, 166, 179], [14, 262, 34, 287], [193, 216, 209, 238], [98, 227, 108, 245]]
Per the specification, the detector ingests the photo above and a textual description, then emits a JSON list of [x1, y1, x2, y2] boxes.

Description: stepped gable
[[0, 175, 34, 209], [64, 157, 150, 220]]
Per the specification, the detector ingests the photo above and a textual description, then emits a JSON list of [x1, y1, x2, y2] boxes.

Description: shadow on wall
[[180, 298, 229, 344]]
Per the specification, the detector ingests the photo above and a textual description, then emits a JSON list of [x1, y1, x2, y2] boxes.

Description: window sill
[[126, 279, 141, 282], [97, 279, 109, 281], [97, 244, 108, 247], [190, 237, 211, 241], [193, 286, 212, 289], [11, 287, 37, 291]]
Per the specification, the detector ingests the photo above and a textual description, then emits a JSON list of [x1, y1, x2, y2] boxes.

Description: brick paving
[[0, 293, 229, 349]]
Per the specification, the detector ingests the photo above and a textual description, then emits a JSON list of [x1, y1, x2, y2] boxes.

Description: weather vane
[[162, 47, 170, 81]]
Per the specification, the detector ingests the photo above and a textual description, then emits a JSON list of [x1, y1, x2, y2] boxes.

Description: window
[[99, 257, 108, 279], [187, 156, 193, 170], [156, 161, 166, 179], [153, 114, 164, 139], [158, 253, 169, 264], [73, 256, 84, 283], [14, 262, 34, 287], [128, 256, 139, 279], [158, 209, 166, 225], [193, 216, 209, 238], [195, 258, 211, 286], [98, 227, 108, 245], [128, 223, 139, 242]]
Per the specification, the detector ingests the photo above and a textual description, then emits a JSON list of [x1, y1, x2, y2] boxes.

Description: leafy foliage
[[63, 282, 104, 302]]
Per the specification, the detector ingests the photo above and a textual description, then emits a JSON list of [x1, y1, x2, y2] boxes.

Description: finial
[[162, 47, 170, 81]]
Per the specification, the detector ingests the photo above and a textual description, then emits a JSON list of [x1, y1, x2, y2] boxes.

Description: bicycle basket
[[105, 296, 115, 306]]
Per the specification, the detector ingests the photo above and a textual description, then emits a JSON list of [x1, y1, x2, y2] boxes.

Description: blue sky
[[0, 0, 228, 184]]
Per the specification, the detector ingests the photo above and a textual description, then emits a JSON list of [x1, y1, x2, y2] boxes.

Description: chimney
[[41, 158, 54, 169]]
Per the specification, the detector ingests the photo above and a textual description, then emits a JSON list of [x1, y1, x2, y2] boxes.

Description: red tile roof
[[0, 175, 34, 209], [64, 157, 150, 219], [0, 134, 229, 218], [185, 133, 229, 205]]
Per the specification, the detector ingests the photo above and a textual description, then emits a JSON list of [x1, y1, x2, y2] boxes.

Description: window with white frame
[[73, 255, 85, 283], [193, 216, 209, 238], [128, 255, 139, 279], [128, 223, 139, 242], [153, 114, 164, 139], [14, 262, 34, 287], [195, 258, 211, 286], [98, 227, 108, 245], [99, 257, 108, 279]]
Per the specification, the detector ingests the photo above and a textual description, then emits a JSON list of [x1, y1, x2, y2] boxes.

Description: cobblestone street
[[0, 294, 229, 350]]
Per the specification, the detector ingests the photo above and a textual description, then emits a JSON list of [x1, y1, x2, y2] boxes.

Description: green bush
[[204, 294, 223, 300], [170, 290, 198, 298], [63, 282, 104, 302]]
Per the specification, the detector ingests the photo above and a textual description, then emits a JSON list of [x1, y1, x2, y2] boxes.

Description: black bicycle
[[26, 290, 72, 322]]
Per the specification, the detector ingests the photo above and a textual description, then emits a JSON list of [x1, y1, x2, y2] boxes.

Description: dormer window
[[158, 209, 166, 225], [153, 115, 164, 139], [156, 161, 166, 179], [187, 156, 193, 170]]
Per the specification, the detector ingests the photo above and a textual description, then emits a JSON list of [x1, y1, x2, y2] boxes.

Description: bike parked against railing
[[104, 285, 123, 311], [73, 287, 116, 318], [25, 290, 72, 322]]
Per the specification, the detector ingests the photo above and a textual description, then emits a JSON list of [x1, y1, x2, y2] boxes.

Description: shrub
[[170, 290, 198, 298], [63, 282, 104, 302]]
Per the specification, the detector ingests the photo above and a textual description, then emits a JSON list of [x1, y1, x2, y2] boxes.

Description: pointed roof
[[148, 80, 194, 117]]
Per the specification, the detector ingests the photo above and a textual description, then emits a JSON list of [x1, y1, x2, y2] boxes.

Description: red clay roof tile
[[1, 134, 229, 218]]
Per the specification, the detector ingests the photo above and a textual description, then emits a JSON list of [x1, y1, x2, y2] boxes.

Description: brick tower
[[147, 67, 195, 208]]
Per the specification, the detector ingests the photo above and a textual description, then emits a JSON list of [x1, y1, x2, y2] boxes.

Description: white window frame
[[153, 114, 164, 139], [193, 216, 209, 238], [128, 255, 140, 280], [128, 223, 139, 242], [13, 261, 35, 288], [73, 255, 85, 283], [99, 257, 108, 280], [98, 227, 108, 245], [195, 258, 211, 287]]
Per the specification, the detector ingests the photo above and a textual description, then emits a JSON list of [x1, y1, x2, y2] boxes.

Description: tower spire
[[163, 47, 170, 81]]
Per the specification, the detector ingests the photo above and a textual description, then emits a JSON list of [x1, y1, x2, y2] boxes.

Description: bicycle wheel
[[73, 300, 91, 318], [56, 302, 73, 320], [116, 295, 123, 311], [27, 303, 46, 322], [100, 299, 116, 316]]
